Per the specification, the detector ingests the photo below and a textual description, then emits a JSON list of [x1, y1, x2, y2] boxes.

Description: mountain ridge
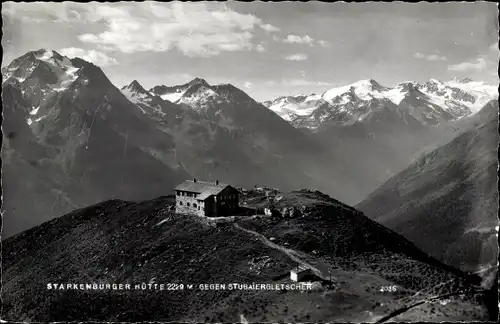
[[263, 78, 497, 130]]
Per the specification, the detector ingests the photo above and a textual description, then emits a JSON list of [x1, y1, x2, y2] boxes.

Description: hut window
[[179, 201, 183, 205], [193, 203, 197, 208], [187, 202, 190, 207]]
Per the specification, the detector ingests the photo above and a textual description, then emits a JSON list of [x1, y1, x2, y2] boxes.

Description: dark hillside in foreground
[[2, 191, 493, 322], [239, 190, 481, 287]]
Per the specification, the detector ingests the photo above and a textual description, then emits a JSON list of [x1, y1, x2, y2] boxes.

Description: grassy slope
[[2, 196, 300, 322], [1, 193, 493, 322]]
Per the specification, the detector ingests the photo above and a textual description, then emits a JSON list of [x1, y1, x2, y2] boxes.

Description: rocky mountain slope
[[1, 49, 190, 237], [356, 100, 499, 277], [144, 77, 355, 198], [1, 191, 494, 322]]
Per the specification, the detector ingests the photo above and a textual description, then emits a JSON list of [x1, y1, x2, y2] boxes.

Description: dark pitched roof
[[292, 265, 311, 273], [175, 180, 231, 200]]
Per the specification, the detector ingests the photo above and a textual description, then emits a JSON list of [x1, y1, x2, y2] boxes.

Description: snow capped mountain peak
[[395, 81, 419, 92], [265, 77, 497, 129], [123, 80, 148, 94], [174, 84, 222, 111], [30, 49, 74, 69], [443, 79, 498, 113], [3, 48, 81, 94], [427, 78, 443, 84], [354, 78, 386, 90], [182, 82, 215, 97], [33, 48, 56, 59], [121, 80, 153, 105], [187, 77, 210, 87], [150, 85, 188, 103], [148, 78, 214, 104], [120, 79, 190, 118], [322, 79, 388, 102]]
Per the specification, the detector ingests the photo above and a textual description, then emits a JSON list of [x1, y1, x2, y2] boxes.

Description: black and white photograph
[[1, 1, 499, 322]]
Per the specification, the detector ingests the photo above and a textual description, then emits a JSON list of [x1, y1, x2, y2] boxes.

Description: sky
[[2, 1, 499, 101]]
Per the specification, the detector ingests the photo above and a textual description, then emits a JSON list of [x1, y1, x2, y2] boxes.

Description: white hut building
[[290, 265, 314, 282]]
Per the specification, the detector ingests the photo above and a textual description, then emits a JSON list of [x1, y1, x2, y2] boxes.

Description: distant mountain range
[[263, 78, 496, 129], [262, 78, 498, 210]]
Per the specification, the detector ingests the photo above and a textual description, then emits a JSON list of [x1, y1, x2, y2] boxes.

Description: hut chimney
[[215, 180, 219, 185], [193, 178, 197, 183]]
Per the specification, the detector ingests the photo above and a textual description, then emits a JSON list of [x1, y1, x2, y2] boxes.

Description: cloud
[[260, 23, 280, 32], [447, 42, 497, 74], [284, 53, 308, 61], [243, 81, 254, 89], [4, 2, 278, 58], [283, 34, 315, 45], [281, 34, 329, 47], [255, 44, 265, 53], [414, 52, 448, 61], [77, 3, 261, 57], [448, 57, 488, 72], [59, 47, 118, 66], [317, 40, 330, 47], [1, 2, 76, 22]]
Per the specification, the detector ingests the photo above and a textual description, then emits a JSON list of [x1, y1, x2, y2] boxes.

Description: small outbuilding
[[290, 264, 314, 282]]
